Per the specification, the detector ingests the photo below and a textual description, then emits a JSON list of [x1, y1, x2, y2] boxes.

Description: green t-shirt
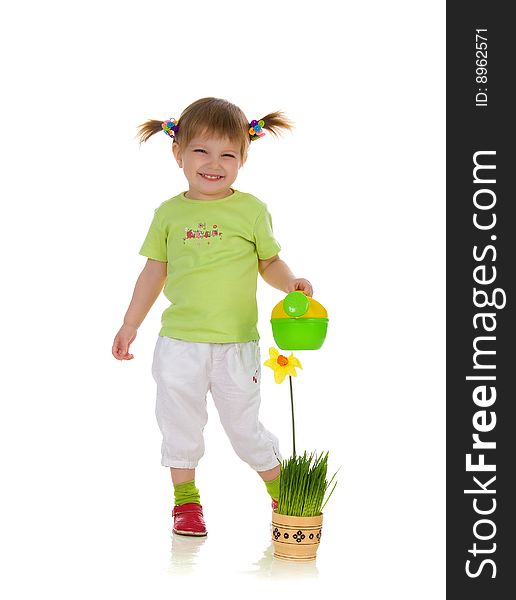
[[139, 189, 281, 343]]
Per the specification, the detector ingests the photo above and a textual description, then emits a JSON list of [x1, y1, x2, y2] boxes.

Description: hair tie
[[162, 118, 179, 138], [249, 119, 265, 141]]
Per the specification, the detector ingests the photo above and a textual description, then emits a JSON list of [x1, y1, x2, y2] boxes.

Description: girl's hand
[[112, 324, 137, 360], [287, 278, 313, 297]]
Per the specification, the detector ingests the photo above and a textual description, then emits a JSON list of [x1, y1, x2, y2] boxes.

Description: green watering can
[[270, 291, 329, 350]]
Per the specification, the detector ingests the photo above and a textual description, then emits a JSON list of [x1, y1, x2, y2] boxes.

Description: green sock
[[174, 480, 201, 506], [264, 473, 281, 501]]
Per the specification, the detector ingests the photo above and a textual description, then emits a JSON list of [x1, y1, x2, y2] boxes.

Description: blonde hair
[[136, 97, 294, 162]]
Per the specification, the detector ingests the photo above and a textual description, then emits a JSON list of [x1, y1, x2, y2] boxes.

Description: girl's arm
[[258, 255, 313, 297], [112, 259, 167, 360], [123, 258, 167, 328]]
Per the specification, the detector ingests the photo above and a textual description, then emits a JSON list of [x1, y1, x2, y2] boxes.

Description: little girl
[[112, 97, 312, 537]]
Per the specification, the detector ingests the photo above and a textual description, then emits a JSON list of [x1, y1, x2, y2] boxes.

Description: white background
[[0, 1, 445, 597]]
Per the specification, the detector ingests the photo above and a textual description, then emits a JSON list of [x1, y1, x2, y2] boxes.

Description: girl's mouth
[[199, 173, 224, 181]]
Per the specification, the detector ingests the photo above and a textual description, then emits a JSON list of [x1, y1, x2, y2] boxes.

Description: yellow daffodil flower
[[264, 347, 302, 384]]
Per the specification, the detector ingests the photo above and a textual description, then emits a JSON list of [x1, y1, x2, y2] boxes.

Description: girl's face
[[173, 133, 244, 200]]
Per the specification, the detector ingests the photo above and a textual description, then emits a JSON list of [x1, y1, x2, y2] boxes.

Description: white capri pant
[[151, 336, 282, 471]]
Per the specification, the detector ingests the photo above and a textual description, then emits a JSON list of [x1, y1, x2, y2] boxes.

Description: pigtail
[[256, 111, 295, 138], [136, 119, 166, 144]]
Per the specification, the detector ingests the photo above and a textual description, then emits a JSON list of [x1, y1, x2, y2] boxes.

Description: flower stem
[[289, 375, 296, 457]]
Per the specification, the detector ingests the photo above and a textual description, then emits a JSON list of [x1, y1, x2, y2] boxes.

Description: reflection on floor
[[167, 533, 208, 576], [167, 533, 319, 579], [244, 542, 319, 579]]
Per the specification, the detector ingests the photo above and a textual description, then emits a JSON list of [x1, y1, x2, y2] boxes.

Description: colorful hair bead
[[249, 119, 265, 141], [162, 118, 179, 138]]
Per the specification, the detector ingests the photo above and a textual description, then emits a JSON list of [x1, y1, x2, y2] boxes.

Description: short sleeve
[[253, 206, 281, 260], [139, 209, 168, 262]]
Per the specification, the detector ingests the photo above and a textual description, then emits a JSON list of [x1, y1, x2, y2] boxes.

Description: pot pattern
[[272, 526, 322, 543]]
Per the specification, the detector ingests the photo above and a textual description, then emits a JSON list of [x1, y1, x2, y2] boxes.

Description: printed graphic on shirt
[[183, 222, 223, 245]]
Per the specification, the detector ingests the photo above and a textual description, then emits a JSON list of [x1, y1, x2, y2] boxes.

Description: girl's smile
[[198, 173, 225, 181]]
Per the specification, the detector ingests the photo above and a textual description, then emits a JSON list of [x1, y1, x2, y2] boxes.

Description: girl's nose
[[206, 157, 221, 169]]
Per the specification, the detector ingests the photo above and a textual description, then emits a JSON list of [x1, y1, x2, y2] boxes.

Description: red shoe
[[271, 499, 278, 510], [172, 503, 207, 537]]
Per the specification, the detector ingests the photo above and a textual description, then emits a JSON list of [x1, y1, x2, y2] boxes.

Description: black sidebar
[[447, 2, 515, 597]]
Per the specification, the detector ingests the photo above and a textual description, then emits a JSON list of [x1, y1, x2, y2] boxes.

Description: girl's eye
[[194, 149, 235, 158]]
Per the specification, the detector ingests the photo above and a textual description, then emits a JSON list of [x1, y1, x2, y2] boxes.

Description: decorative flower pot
[[271, 511, 323, 561]]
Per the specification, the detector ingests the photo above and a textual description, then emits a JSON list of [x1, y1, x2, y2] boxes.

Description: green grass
[[277, 451, 338, 517]]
